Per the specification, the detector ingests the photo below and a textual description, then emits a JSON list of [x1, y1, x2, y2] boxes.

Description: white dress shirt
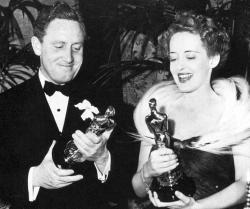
[[28, 71, 111, 201]]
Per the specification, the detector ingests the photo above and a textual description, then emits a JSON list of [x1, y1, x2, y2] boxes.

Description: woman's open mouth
[[178, 73, 193, 83]]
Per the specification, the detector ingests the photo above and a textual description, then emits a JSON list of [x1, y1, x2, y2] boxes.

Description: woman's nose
[[171, 60, 185, 72]]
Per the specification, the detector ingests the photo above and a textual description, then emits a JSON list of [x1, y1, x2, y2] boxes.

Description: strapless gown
[[173, 137, 244, 209], [130, 137, 245, 209]]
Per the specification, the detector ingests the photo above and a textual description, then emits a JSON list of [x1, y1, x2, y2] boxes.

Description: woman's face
[[169, 32, 214, 93]]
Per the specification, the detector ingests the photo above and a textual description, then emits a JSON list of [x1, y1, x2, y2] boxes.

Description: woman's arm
[[196, 180, 245, 209], [132, 141, 179, 198], [132, 141, 152, 198]]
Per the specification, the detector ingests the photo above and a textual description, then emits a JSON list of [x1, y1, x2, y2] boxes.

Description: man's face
[[33, 18, 84, 84]]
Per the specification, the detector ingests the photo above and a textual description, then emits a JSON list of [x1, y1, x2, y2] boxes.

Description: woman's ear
[[209, 54, 220, 69], [31, 36, 42, 56]]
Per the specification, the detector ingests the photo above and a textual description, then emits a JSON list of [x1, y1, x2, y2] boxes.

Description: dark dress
[[132, 137, 244, 209], [174, 137, 244, 209]]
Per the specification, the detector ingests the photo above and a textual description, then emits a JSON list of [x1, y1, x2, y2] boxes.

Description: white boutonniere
[[75, 99, 99, 120]]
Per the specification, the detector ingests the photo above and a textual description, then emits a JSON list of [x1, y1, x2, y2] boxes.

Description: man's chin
[[54, 77, 74, 85]]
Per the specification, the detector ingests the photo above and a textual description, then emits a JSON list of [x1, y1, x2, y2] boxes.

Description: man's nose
[[63, 48, 73, 63]]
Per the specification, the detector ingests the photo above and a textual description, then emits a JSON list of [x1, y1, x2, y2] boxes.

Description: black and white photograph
[[0, 0, 250, 208]]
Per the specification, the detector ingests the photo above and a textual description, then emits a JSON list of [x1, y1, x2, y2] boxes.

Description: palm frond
[[10, 15, 24, 43], [0, 0, 42, 93], [2, 71, 18, 85], [93, 59, 168, 87], [18, 6, 36, 25]]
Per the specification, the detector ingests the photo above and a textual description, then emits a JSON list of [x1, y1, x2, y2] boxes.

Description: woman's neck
[[169, 83, 224, 139], [180, 84, 219, 108]]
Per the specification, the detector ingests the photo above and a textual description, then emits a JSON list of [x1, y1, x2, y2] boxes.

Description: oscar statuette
[[52, 105, 116, 171], [145, 98, 195, 202], [64, 106, 116, 165]]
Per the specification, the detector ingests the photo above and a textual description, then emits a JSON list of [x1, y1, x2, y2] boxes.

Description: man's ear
[[209, 54, 220, 69], [31, 36, 42, 56]]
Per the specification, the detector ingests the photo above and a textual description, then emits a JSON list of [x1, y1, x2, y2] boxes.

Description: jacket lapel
[[27, 75, 61, 142]]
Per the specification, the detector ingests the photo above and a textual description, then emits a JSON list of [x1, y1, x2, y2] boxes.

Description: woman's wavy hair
[[157, 11, 231, 69]]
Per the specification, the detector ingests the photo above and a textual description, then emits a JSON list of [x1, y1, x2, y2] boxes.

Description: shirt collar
[[38, 70, 48, 88], [38, 70, 65, 88]]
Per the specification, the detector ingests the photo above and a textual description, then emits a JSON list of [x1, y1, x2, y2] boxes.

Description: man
[[0, 2, 116, 209]]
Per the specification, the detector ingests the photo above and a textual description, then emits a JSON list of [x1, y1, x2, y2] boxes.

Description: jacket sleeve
[[0, 94, 31, 207]]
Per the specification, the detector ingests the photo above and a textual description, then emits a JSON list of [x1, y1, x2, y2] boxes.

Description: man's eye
[[54, 44, 64, 49], [72, 44, 82, 51], [73, 46, 81, 51]]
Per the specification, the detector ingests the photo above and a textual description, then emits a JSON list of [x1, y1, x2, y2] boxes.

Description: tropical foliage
[[0, 0, 43, 93], [94, 0, 236, 88]]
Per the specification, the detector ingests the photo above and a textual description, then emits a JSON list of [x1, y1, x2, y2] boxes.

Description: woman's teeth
[[178, 73, 192, 83]]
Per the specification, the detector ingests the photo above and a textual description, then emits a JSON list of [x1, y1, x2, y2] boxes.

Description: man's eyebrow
[[184, 50, 200, 53], [52, 41, 65, 44], [72, 42, 83, 45], [170, 50, 200, 53]]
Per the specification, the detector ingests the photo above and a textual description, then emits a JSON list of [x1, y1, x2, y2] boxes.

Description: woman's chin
[[176, 84, 195, 93]]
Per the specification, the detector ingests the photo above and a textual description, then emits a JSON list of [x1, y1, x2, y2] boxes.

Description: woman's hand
[[144, 147, 179, 178], [148, 190, 200, 209]]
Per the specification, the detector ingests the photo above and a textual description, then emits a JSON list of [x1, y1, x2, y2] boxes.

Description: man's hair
[[33, 1, 87, 42]]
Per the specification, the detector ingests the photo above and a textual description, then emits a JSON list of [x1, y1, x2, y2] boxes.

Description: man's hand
[[32, 140, 83, 189], [72, 129, 113, 170]]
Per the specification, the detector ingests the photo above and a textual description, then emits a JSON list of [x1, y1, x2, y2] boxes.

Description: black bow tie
[[43, 81, 71, 96]]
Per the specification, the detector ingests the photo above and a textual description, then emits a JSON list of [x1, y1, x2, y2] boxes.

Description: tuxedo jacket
[[0, 74, 125, 209]]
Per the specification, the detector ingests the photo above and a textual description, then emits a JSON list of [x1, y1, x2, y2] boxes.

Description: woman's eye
[[169, 58, 176, 62], [169, 56, 177, 62], [168, 53, 177, 62], [187, 56, 195, 60], [186, 53, 196, 60]]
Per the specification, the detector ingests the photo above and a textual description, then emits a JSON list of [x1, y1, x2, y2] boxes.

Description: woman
[[132, 11, 250, 209]]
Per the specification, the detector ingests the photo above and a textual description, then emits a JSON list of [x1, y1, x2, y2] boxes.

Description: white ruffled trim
[[134, 77, 250, 154], [193, 77, 250, 153]]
